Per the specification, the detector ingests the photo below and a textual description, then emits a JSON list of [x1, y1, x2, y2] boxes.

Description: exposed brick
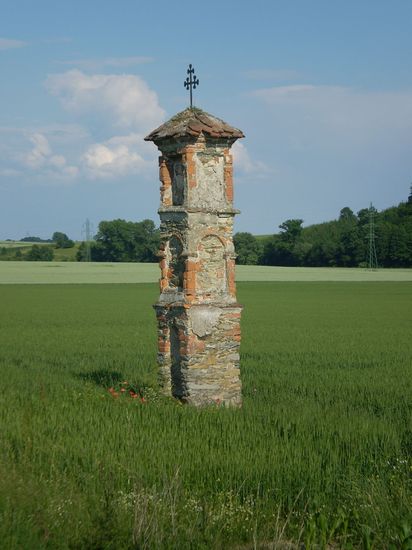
[[147, 108, 244, 406]]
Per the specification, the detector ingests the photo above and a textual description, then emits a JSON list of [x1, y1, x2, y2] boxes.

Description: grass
[[1, 281, 411, 548], [0, 241, 36, 249], [1, 260, 412, 284]]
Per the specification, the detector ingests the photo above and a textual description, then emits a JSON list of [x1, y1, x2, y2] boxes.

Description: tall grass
[[0, 282, 411, 548]]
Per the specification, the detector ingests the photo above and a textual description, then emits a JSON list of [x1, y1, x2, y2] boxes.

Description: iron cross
[[184, 64, 199, 108]]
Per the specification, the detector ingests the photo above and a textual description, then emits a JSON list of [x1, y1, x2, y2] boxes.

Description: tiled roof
[[145, 108, 244, 143]]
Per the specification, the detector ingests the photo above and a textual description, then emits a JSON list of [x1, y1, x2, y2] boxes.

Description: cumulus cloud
[[45, 69, 165, 130], [0, 37, 27, 50], [0, 124, 156, 182], [82, 133, 152, 178], [24, 132, 78, 177], [232, 141, 269, 177], [25, 133, 51, 168]]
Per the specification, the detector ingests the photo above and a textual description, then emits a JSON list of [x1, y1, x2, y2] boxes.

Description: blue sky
[[1, 0, 411, 240]]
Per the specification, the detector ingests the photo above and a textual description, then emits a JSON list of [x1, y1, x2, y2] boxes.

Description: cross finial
[[184, 64, 199, 109]]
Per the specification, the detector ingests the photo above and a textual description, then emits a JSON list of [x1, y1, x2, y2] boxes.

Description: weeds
[[0, 282, 411, 548]]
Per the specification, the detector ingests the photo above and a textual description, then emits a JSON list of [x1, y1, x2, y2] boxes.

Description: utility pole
[[81, 219, 93, 262], [367, 203, 378, 270]]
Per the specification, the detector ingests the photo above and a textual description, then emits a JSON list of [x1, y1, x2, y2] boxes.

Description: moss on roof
[[145, 108, 244, 143]]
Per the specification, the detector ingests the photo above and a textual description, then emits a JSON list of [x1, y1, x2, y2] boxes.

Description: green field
[[1, 281, 411, 548], [1, 260, 412, 284]]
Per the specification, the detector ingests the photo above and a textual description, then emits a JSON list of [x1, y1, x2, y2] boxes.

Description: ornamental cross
[[184, 64, 199, 108]]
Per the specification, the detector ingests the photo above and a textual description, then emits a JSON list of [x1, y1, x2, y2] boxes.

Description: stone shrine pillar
[[145, 108, 244, 406]]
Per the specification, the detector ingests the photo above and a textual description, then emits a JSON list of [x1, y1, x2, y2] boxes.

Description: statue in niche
[[171, 162, 185, 206], [167, 236, 184, 289]]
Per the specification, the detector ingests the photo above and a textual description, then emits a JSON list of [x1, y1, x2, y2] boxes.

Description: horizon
[[1, 0, 411, 240], [1, 192, 407, 243]]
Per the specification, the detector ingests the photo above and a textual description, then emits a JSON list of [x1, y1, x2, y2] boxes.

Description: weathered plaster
[[145, 108, 244, 406]]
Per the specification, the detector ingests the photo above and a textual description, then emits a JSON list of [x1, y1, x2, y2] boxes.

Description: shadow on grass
[[75, 369, 158, 398], [76, 369, 124, 388]]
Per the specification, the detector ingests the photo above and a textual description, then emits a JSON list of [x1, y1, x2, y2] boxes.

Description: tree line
[[2, 189, 411, 267], [1, 231, 75, 261], [77, 219, 159, 263], [79, 191, 411, 268], [235, 190, 412, 268]]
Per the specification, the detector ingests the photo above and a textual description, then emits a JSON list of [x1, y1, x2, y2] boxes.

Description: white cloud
[[0, 38, 27, 50], [0, 125, 155, 183], [232, 142, 253, 172], [24, 132, 78, 178], [45, 69, 165, 130], [36, 123, 90, 143], [82, 133, 151, 178], [25, 133, 51, 168], [232, 141, 269, 177], [61, 56, 153, 70]]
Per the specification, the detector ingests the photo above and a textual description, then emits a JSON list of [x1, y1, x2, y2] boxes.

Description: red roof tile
[[145, 108, 244, 143]]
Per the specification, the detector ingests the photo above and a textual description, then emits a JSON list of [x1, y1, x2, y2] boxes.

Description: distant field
[[0, 241, 37, 249], [0, 260, 412, 284], [1, 241, 80, 261]]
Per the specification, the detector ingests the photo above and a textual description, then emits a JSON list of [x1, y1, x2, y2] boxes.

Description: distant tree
[[339, 207, 357, 224], [261, 235, 297, 266], [76, 241, 91, 262], [20, 236, 51, 243], [89, 219, 159, 262], [408, 184, 412, 204], [233, 232, 261, 265], [26, 245, 54, 261], [279, 219, 304, 244], [52, 231, 74, 249], [387, 225, 412, 267], [357, 207, 374, 227], [336, 228, 363, 266], [261, 219, 305, 266]]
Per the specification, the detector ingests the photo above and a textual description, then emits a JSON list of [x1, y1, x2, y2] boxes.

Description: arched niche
[[166, 236, 184, 290], [197, 235, 226, 295], [171, 161, 186, 206]]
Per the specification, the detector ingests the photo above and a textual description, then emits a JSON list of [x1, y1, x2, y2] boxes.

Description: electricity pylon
[[367, 203, 378, 270], [81, 219, 93, 262]]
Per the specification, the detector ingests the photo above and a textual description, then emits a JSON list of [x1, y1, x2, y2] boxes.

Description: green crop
[[0, 282, 411, 548], [1, 261, 412, 284]]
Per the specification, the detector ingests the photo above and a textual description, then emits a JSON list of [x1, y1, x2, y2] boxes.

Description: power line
[[367, 203, 378, 270], [81, 219, 93, 262]]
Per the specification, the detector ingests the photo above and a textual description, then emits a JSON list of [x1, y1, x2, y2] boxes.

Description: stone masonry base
[[154, 303, 242, 406]]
